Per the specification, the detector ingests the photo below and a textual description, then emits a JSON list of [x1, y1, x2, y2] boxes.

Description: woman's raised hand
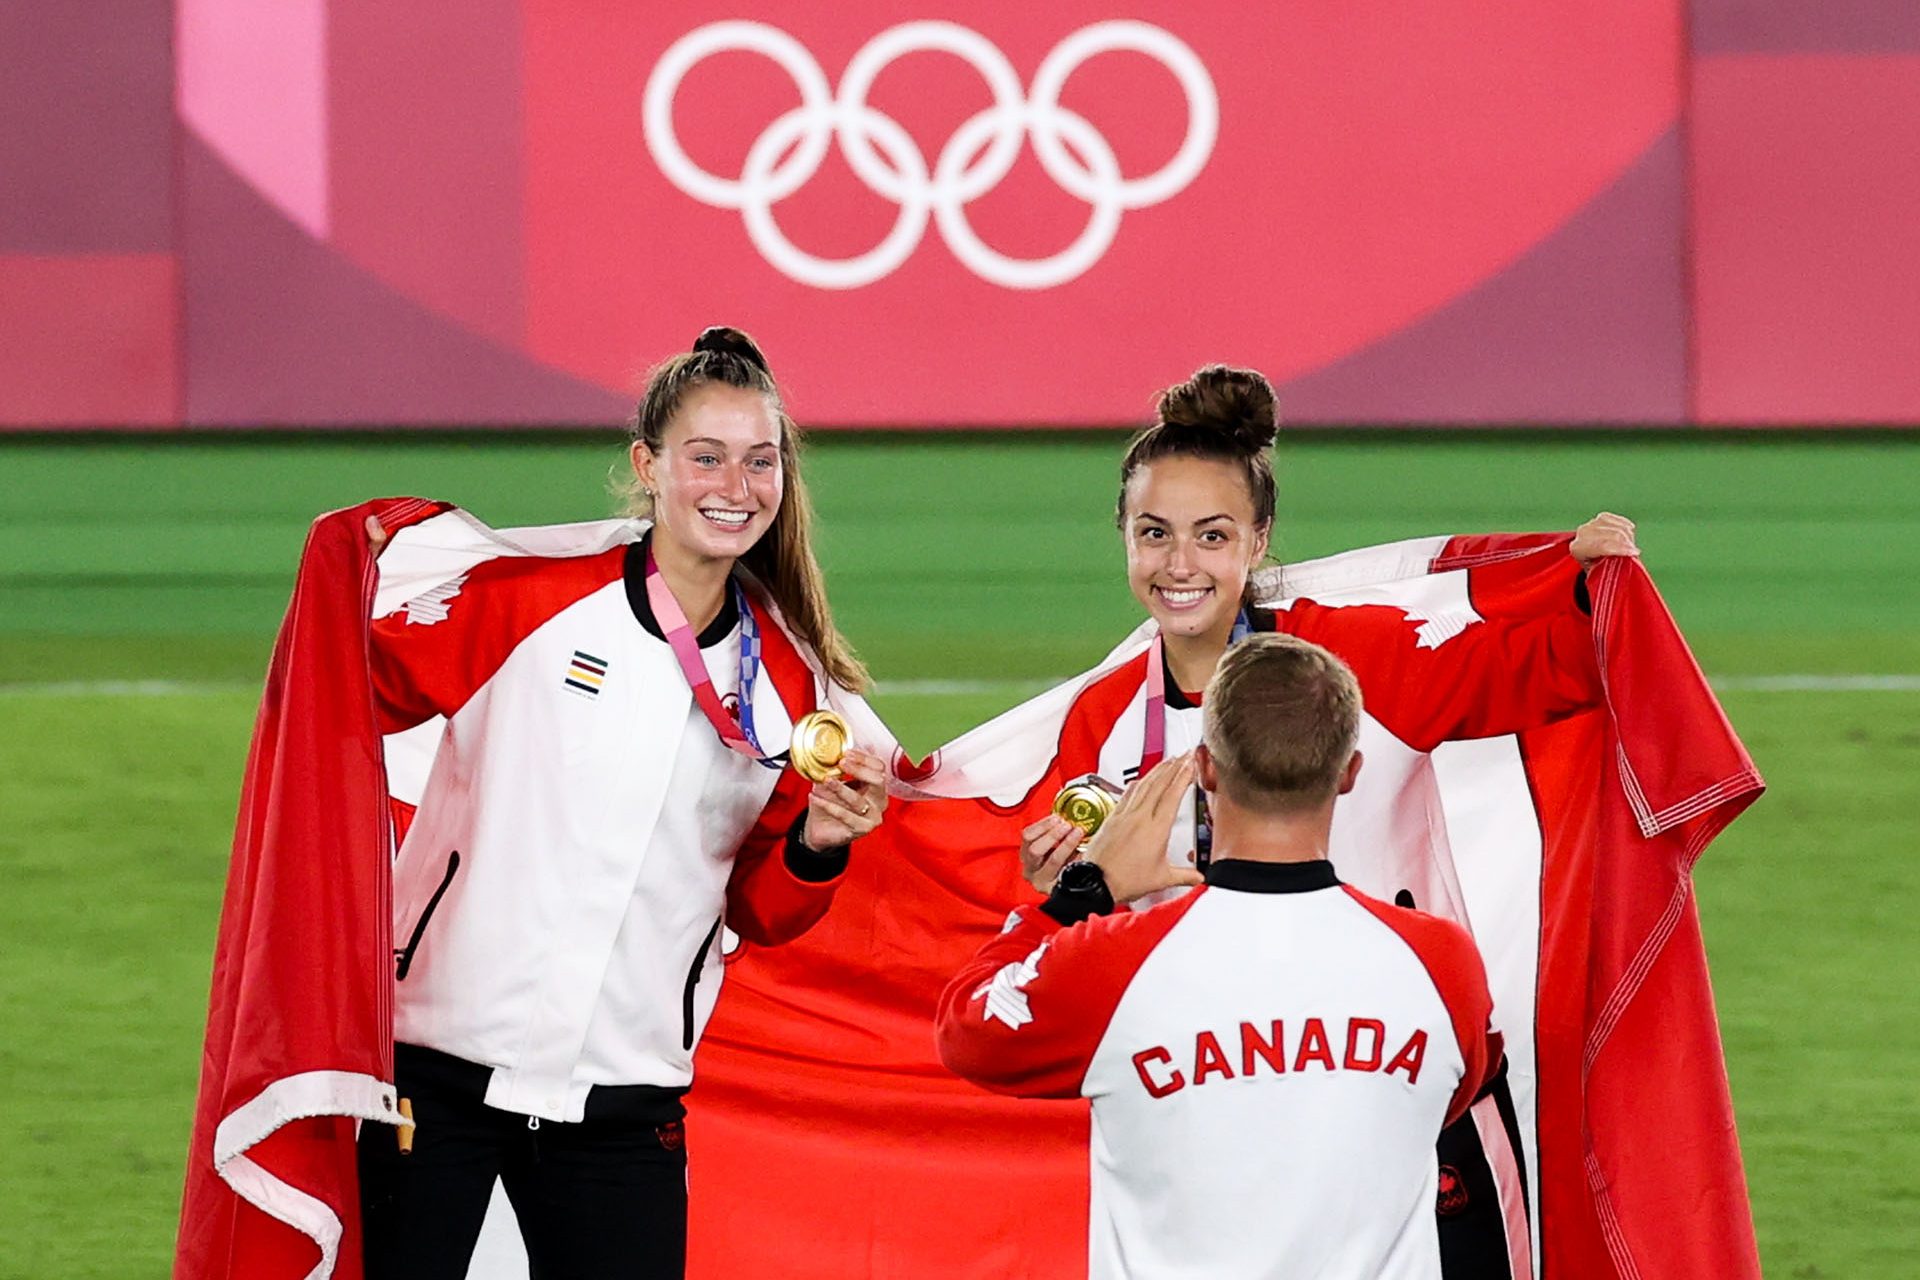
[[1570, 512, 1639, 566], [366, 515, 390, 558], [801, 747, 889, 850]]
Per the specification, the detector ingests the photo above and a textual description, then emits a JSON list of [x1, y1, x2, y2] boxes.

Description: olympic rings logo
[[642, 20, 1218, 290]]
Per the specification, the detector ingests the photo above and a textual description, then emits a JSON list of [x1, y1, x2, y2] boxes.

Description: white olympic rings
[[642, 20, 1219, 290]]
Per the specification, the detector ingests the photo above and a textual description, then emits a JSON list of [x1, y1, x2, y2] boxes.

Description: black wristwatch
[[1044, 859, 1116, 925]]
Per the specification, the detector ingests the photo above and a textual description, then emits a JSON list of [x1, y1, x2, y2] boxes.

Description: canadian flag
[[175, 508, 1761, 1280], [175, 499, 448, 1280], [688, 533, 1764, 1280]]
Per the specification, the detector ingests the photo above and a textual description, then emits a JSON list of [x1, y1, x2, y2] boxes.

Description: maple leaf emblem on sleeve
[[976, 941, 1049, 1030], [404, 572, 468, 625]]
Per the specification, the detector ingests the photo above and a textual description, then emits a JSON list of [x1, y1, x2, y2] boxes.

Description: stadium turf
[[1, 432, 1916, 1276]]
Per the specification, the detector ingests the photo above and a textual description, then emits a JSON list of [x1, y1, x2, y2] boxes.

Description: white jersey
[[937, 860, 1501, 1280], [371, 523, 839, 1122]]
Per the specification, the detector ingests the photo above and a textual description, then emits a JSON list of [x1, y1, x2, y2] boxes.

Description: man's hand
[[801, 747, 889, 850], [1570, 512, 1638, 566], [1081, 755, 1204, 905], [366, 515, 390, 557]]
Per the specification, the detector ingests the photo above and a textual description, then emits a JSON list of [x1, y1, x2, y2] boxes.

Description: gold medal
[[790, 709, 852, 782], [1052, 773, 1123, 843]]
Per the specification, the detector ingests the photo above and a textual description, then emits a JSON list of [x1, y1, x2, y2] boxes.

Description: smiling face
[[630, 383, 784, 563], [1122, 455, 1271, 643]]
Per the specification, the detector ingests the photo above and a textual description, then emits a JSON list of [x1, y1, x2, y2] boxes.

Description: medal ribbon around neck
[[1138, 609, 1255, 775], [644, 541, 783, 771]]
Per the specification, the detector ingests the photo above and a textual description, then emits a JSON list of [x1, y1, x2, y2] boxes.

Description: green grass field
[[2, 433, 1917, 1277]]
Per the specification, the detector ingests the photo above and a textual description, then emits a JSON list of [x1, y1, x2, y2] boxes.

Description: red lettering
[[1133, 1046, 1185, 1098], [1193, 1030, 1235, 1084], [1344, 1018, 1385, 1071], [1293, 1017, 1336, 1071], [1240, 1020, 1287, 1076], [1385, 1029, 1429, 1083]]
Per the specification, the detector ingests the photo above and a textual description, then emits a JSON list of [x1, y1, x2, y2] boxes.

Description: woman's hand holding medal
[[801, 748, 889, 850], [1019, 815, 1085, 895]]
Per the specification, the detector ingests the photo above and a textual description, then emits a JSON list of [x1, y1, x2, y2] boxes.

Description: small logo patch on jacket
[[1436, 1164, 1469, 1216], [564, 650, 608, 698]]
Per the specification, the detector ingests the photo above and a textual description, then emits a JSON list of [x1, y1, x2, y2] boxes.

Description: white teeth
[[1158, 588, 1209, 606], [701, 510, 751, 527]]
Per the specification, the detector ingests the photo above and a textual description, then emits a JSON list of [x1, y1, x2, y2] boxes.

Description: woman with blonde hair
[[355, 326, 887, 1279]]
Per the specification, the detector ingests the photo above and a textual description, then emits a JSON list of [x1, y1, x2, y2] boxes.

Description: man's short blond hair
[[1202, 633, 1362, 812]]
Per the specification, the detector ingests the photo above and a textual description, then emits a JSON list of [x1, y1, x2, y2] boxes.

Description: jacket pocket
[[681, 917, 724, 1049], [394, 850, 461, 981]]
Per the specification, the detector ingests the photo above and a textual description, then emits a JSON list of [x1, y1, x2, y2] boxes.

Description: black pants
[[1436, 1060, 1531, 1279], [359, 1045, 689, 1280]]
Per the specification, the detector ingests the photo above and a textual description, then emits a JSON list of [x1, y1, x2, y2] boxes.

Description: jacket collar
[[1204, 858, 1340, 894]]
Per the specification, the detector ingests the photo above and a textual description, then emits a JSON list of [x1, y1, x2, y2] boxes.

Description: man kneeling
[[936, 633, 1502, 1279]]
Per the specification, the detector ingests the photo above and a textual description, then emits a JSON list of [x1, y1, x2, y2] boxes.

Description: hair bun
[[1155, 364, 1278, 453], [692, 325, 770, 373]]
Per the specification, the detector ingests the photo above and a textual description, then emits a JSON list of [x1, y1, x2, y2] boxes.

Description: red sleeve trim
[[724, 764, 835, 946], [1274, 592, 1598, 752], [1341, 886, 1497, 1125], [936, 887, 1208, 1098], [370, 545, 626, 732]]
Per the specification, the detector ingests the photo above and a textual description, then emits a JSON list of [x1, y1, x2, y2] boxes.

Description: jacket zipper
[[394, 850, 461, 981], [681, 917, 724, 1049]]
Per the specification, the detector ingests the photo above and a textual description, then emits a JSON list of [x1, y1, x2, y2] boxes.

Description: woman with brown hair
[[993, 362, 1635, 1278], [1018, 362, 1634, 893], [354, 326, 887, 1279]]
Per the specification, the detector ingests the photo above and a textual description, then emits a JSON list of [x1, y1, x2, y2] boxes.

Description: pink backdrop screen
[[4, 1, 1917, 428]]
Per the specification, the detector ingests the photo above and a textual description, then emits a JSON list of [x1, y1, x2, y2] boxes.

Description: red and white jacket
[[371, 513, 843, 1122], [1039, 544, 1598, 900], [937, 860, 1501, 1280]]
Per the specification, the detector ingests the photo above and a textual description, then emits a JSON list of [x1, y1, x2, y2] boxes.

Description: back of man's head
[[1202, 633, 1362, 813]]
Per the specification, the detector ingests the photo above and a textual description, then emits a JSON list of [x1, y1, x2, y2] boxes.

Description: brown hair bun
[[1116, 362, 1281, 535], [1154, 363, 1278, 455], [691, 325, 770, 373]]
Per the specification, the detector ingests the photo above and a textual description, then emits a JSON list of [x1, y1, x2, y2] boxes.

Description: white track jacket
[[938, 860, 1500, 1280], [371, 518, 841, 1123]]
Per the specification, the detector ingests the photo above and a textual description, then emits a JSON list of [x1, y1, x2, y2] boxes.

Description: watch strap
[[1042, 860, 1116, 925]]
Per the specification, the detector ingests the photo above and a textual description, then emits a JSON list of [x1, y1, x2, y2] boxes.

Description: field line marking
[[874, 678, 1059, 697], [5, 675, 1920, 698], [0, 679, 255, 697], [1707, 675, 1920, 692], [869, 676, 1920, 695], [866, 676, 1920, 696]]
